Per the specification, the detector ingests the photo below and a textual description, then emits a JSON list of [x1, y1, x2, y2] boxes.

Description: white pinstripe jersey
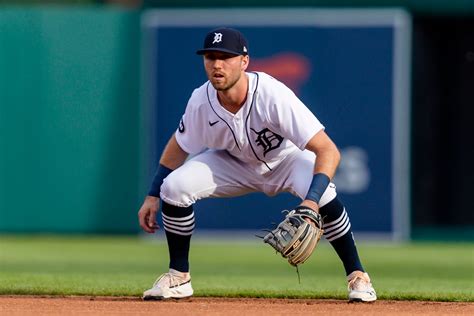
[[175, 72, 324, 174]]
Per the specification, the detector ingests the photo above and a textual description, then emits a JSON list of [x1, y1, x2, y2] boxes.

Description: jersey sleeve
[[174, 96, 207, 155], [269, 83, 324, 150]]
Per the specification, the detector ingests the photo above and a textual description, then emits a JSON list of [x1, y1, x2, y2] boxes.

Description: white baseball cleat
[[347, 271, 377, 302], [143, 269, 194, 300]]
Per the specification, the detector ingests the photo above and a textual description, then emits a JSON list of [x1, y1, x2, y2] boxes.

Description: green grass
[[0, 235, 473, 301]]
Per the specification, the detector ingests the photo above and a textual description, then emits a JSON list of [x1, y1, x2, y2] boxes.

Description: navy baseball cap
[[196, 27, 248, 56]]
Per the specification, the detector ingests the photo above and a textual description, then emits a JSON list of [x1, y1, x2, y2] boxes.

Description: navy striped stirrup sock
[[319, 197, 364, 275], [161, 201, 195, 272]]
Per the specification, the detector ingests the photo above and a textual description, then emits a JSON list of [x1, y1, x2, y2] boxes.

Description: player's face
[[203, 52, 249, 91]]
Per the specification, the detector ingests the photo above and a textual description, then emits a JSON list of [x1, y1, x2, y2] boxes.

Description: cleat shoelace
[[348, 272, 371, 291], [152, 272, 182, 289]]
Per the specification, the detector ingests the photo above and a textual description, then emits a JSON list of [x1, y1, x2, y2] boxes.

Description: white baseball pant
[[160, 149, 337, 208]]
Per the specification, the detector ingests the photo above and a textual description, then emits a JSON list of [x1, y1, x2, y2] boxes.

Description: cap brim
[[196, 48, 244, 56]]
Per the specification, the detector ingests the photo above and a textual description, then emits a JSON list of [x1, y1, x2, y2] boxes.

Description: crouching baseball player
[[138, 27, 376, 302]]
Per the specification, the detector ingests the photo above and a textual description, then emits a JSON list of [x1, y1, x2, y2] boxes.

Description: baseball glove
[[263, 206, 324, 267]]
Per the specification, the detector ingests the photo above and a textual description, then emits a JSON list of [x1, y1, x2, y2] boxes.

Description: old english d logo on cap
[[196, 27, 249, 56], [212, 32, 223, 44]]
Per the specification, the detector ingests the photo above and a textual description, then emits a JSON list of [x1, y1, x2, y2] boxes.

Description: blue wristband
[[305, 173, 330, 204], [148, 164, 173, 197]]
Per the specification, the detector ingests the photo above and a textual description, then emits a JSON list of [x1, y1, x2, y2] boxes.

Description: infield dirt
[[1, 296, 473, 316]]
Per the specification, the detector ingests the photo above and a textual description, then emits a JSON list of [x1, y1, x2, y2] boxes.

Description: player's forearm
[[305, 130, 341, 179], [312, 148, 340, 179], [302, 131, 340, 209], [159, 134, 189, 170], [147, 134, 189, 198], [301, 149, 339, 211]]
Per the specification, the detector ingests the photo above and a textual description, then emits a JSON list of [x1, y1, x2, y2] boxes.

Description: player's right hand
[[138, 196, 160, 233]]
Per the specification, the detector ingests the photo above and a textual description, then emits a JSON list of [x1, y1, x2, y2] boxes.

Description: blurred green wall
[[0, 7, 141, 233]]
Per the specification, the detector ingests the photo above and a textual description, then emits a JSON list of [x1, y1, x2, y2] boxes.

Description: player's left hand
[[299, 199, 320, 225], [262, 205, 324, 267]]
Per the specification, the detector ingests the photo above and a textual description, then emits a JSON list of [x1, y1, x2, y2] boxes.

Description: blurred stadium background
[[0, 0, 473, 242]]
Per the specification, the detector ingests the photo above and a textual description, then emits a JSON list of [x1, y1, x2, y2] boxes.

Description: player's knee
[[160, 172, 196, 207]]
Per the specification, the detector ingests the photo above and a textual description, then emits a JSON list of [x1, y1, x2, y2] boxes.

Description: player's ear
[[241, 55, 249, 71]]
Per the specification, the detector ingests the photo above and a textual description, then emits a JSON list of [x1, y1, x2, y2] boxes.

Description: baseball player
[[138, 27, 376, 302]]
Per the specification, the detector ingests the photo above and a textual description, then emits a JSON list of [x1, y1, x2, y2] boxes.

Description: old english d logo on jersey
[[250, 128, 283, 156]]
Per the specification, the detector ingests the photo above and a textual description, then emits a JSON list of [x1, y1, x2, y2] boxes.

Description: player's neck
[[217, 73, 248, 114]]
